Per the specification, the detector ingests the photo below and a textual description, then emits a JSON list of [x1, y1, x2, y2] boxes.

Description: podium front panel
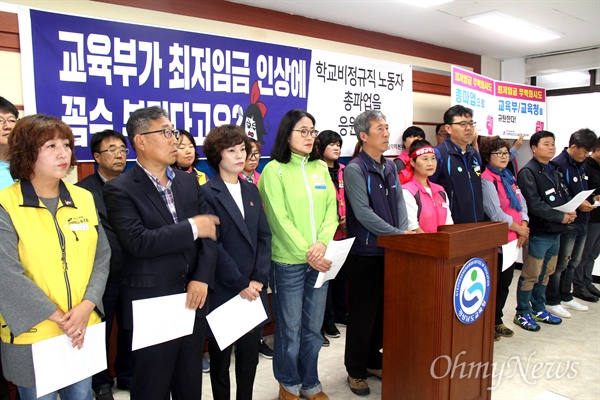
[[381, 246, 497, 400]]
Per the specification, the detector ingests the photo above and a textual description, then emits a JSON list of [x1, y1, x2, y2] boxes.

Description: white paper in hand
[[207, 295, 267, 350], [132, 293, 195, 351], [32, 322, 106, 397], [314, 237, 355, 288]]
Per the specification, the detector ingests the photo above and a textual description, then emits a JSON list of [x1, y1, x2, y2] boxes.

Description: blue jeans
[[575, 222, 600, 291], [18, 377, 92, 400], [547, 223, 587, 305], [516, 234, 560, 315], [270, 261, 328, 396]]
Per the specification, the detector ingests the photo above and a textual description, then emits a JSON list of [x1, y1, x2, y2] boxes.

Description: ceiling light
[[398, 0, 453, 8], [464, 11, 561, 42]]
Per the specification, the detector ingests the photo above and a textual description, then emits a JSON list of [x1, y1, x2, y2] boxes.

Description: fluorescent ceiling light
[[464, 11, 561, 42], [398, 0, 453, 8]]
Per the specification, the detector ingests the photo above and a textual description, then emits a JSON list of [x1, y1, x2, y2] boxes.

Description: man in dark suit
[[77, 129, 132, 400], [103, 106, 219, 400]]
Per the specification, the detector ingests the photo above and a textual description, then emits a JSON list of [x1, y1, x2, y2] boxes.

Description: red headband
[[410, 146, 435, 159]]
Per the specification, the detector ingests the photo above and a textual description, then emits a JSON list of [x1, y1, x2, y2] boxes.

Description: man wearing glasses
[[431, 105, 484, 224], [0, 97, 19, 191], [103, 106, 219, 400], [77, 130, 132, 400]]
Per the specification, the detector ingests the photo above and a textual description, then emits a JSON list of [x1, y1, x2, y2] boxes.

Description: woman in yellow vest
[[172, 129, 209, 185], [0, 114, 110, 399]]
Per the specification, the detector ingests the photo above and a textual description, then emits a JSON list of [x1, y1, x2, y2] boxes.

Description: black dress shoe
[[573, 288, 600, 302], [95, 384, 114, 400], [587, 284, 600, 298]]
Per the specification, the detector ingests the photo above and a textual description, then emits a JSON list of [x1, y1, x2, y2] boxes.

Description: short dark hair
[[354, 110, 386, 145], [0, 97, 18, 119], [568, 128, 597, 150], [402, 126, 425, 143], [317, 130, 343, 158], [90, 129, 127, 160], [203, 124, 250, 172], [8, 114, 77, 180], [247, 137, 262, 158], [408, 139, 433, 157], [529, 130, 555, 148], [479, 136, 511, 164], [443, 105, 473, 125], [271, 109, 318, 163], [173, 129, 200, 168], [126, 106, 169, 152], [435, 123, 445, 133]]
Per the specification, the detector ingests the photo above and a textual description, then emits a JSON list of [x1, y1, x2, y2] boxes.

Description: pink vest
[[481, 168, 522, 242], [239, 170, 260, 186], [334, 164, 347, 240], [403, 177, 449, 233]]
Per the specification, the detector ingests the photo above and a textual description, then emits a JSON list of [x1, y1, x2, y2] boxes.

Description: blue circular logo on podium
[[453, 257, 491, 324]]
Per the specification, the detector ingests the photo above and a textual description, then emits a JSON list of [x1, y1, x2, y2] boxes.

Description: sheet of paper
[[206, 295, 267, 351], [32, 322, 106, 397], [132, 293, 196, 351], [552, 189, 594, 213], [314, 237, 356, 289], [501, 239, 519, 272]]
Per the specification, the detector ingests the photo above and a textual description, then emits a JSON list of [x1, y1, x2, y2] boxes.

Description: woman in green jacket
[[258, 109, 338, 400]]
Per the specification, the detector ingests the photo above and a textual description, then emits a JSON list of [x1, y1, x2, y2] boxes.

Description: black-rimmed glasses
[[98, 147, 129, 156], [449, 121, 476, 129], [139, 128, 180, 140], [249, 152, 261, 160], [292, 128, 319, 138]]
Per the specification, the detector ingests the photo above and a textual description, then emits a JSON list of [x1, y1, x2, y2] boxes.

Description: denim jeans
[[575, 222, 600, 291], [547, 223, 587, 305], [516, 234, 560, 315], [270, 261, 328, 396], [18, 377, 92, 400]]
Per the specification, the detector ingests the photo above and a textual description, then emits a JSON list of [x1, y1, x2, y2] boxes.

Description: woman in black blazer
[[201, 124, 272, 400]]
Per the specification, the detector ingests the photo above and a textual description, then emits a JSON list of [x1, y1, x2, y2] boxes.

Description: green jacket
[[258, 153, 338, 264]]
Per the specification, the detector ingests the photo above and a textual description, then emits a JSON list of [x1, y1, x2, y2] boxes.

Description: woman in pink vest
[[402, 140, 453, 233], [480, 136, 530, 341], [239, 137, 262, 185], [317, 130, 348, 342]]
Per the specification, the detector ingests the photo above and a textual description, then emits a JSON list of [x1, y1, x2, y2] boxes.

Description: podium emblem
[[453, 257, 491, 324]]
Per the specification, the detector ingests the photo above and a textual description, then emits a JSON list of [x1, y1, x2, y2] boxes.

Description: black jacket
[[518, 158, 571, 236], [584, 157, 600, 223], [77, 171, 123, 281]]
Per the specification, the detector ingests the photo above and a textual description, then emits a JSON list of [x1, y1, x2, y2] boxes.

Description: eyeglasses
[[0, 117, 18, 125], [450, 121, 476, 129], [98, 147, 129, 156], [139, 128, 180, 140], [293, 128, 319, 138], [491, 151, 510, 158], [436, 132, 448, 137], [249, 152, 261, 160]]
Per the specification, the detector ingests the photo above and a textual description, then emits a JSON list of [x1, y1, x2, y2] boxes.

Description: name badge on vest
[[545, 188, 556, 195], [441, 202, 449, 209], [70, 223, 89, 231]]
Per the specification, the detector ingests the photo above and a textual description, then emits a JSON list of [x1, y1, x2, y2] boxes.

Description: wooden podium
[[377, 222, 507, 400]]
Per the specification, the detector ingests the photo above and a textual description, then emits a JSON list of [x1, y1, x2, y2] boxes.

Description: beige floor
[[112, 271, 600, 399]]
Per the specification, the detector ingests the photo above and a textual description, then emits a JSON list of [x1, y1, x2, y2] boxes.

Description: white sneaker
[[562, 298, 588, 312], [546, 304, 572, 318]]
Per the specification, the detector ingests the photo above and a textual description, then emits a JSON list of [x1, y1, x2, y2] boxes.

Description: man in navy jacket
[[431, 105, 484, 224]]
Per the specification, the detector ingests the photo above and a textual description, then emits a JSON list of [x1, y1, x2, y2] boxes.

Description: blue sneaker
[[202, 357, 210, 373], [533, 309, 562, 325], [513, 313, 540, 332]]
